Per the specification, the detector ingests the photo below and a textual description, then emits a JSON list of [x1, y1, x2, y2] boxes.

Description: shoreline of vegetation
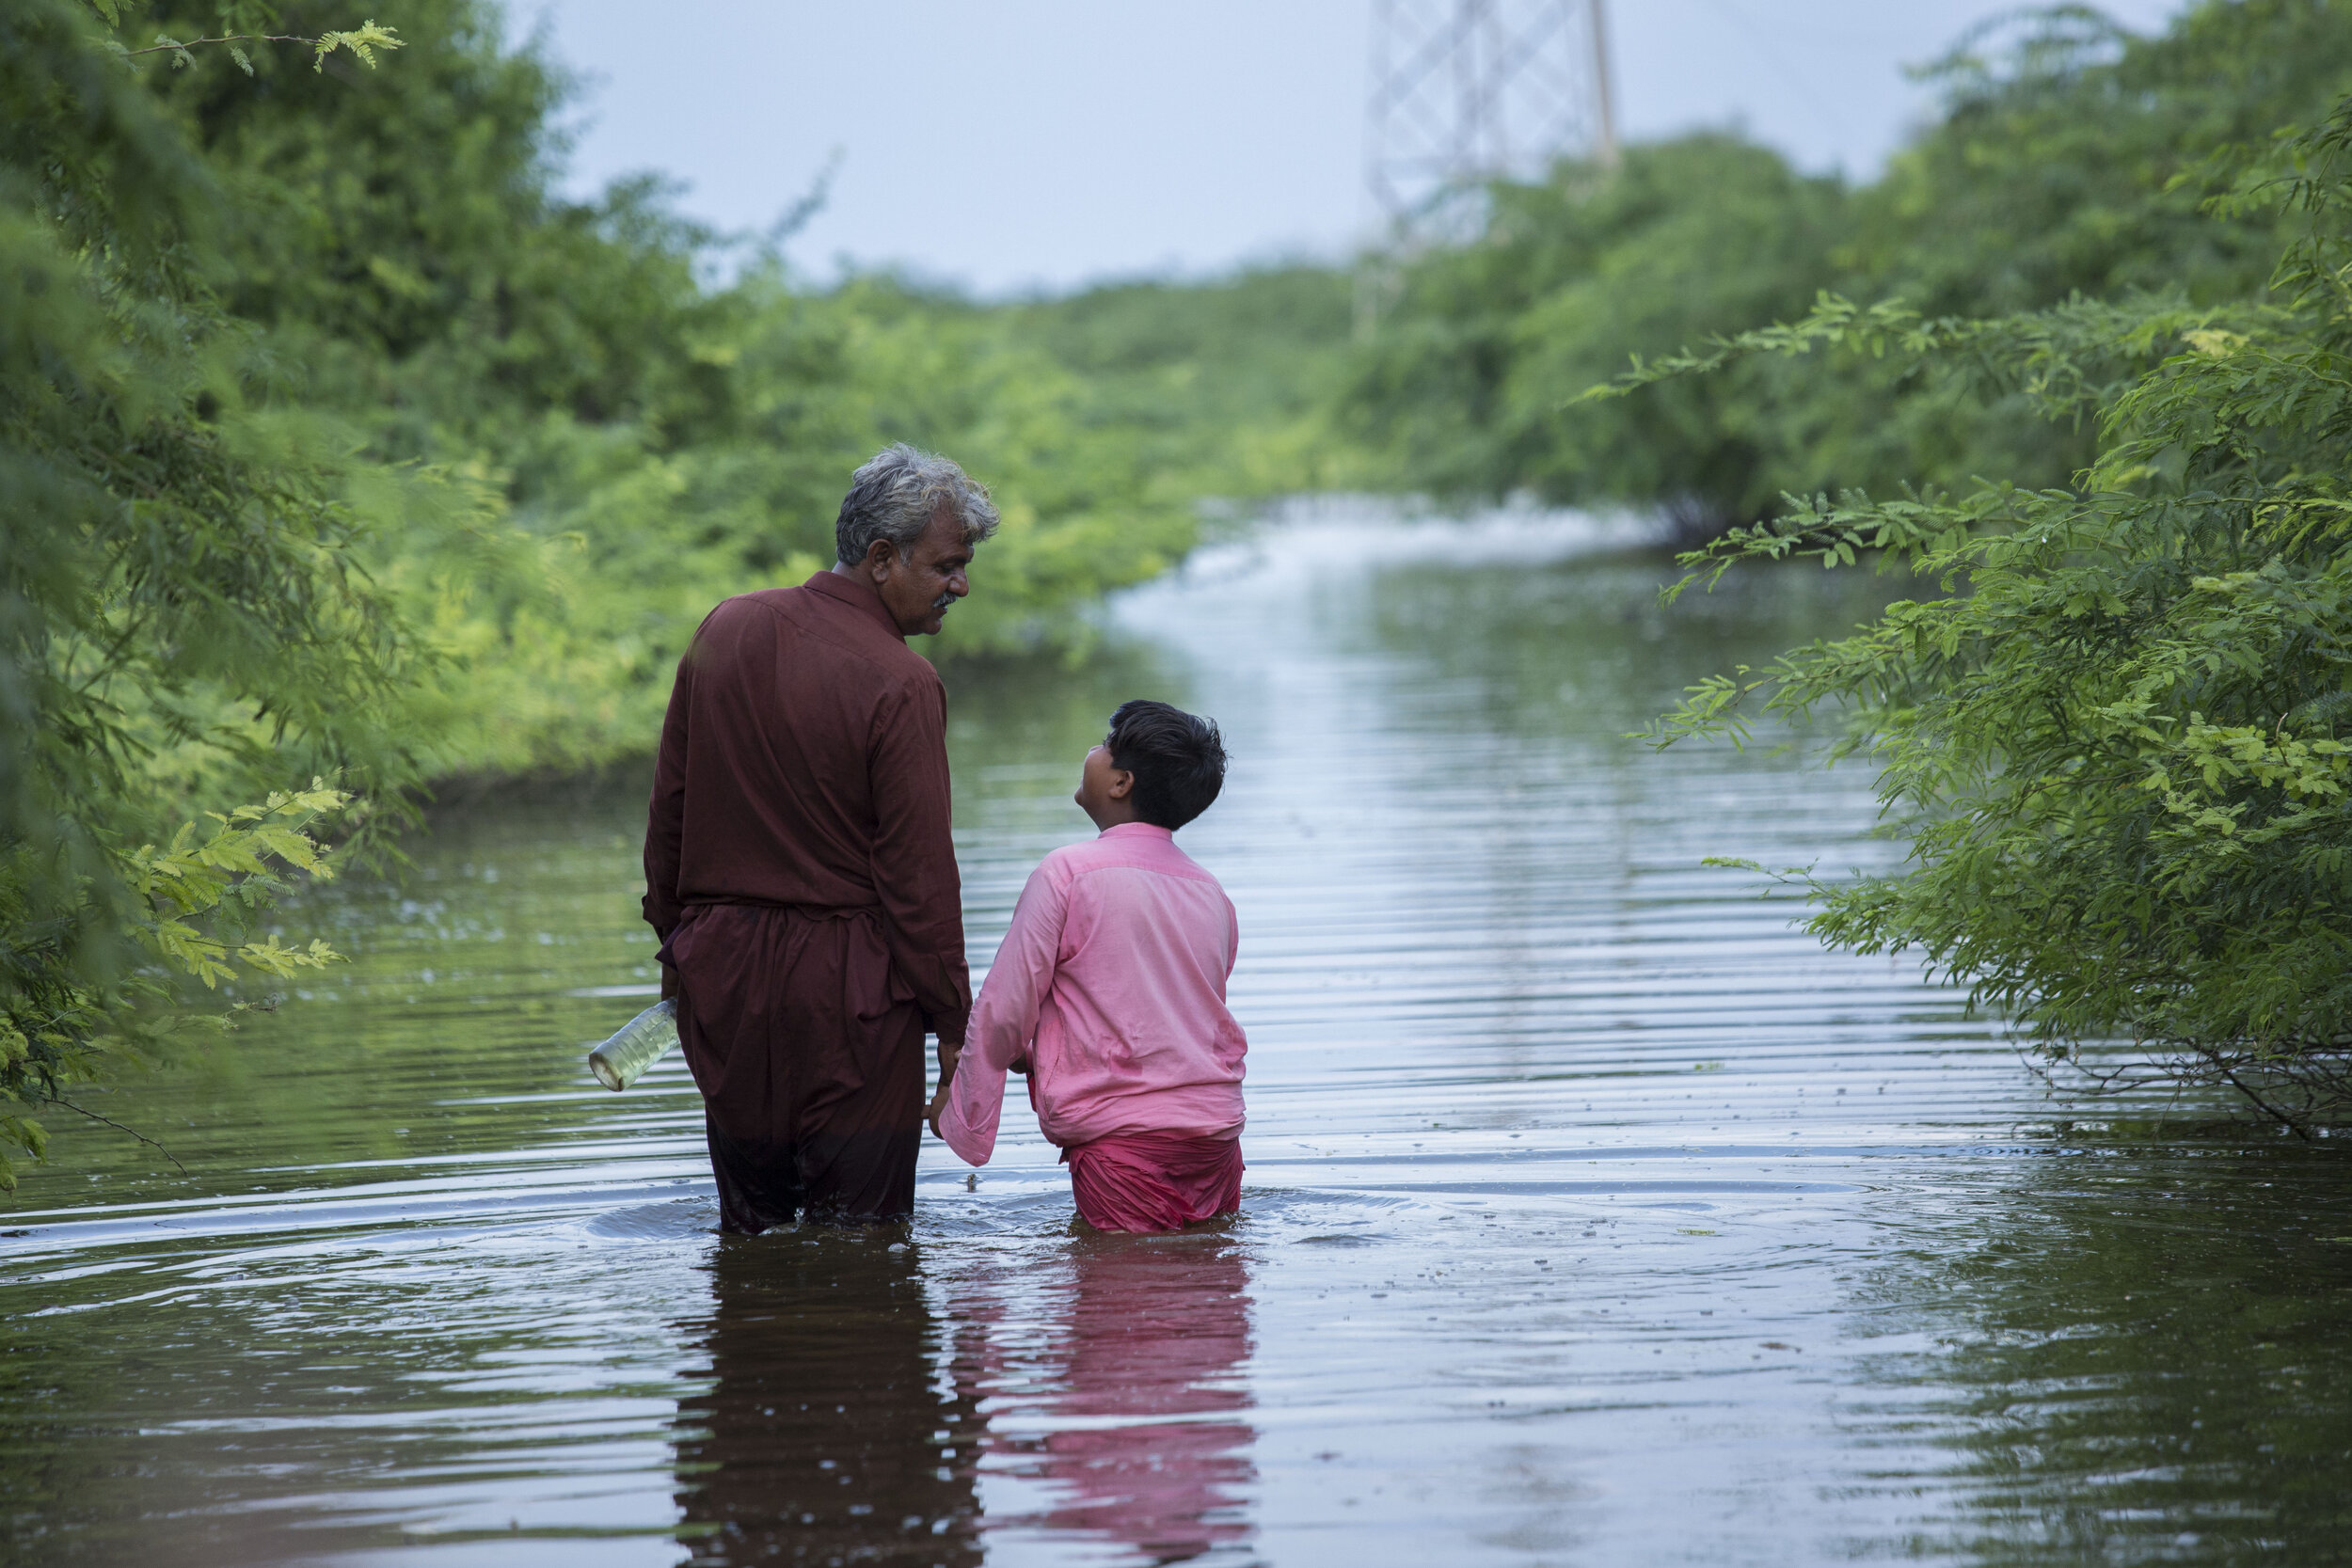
[[1, 0, 1367, 1184], [10, 0, 2352, 1184]]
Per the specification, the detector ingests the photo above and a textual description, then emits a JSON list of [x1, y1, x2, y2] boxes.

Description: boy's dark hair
[[1106, 699, 1227, 831]]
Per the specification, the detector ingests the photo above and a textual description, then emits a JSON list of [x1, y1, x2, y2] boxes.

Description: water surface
[[7, 509, 2350, 1566]]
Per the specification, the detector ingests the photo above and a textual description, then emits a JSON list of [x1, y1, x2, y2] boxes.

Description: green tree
[[1, 0, 423, 1185], [1857, 0, 2352, 317], [1352, 1, 2352, 534], [1613, 97, 2352, 1129], [133, 0, 1221, 775], [1347, 135, 1852, 536], [1010, 264, 1365, 499]]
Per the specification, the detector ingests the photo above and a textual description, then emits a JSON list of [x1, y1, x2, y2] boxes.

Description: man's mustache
[[930, 592, 958, 613]]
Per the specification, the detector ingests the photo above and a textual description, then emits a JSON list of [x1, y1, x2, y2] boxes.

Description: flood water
[[7, 509, 2352, 1567]]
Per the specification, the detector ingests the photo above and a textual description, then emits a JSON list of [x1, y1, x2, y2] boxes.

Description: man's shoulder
[[705, 584, 834, 628], [702, 588, 940, 689], [697, 586, 800, 637]]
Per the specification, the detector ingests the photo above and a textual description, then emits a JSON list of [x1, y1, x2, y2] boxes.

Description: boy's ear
[[1106, 768, 1134, 800]]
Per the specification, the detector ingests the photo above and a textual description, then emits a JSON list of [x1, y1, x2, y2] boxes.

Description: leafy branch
[[1, 782, 352, 1191], [1570, 293, 1967, 405], [124, 782, 351, 990], [103, 16, 402, 75]]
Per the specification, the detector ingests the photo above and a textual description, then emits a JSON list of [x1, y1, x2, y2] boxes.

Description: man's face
[[870, 508, 974, 637]]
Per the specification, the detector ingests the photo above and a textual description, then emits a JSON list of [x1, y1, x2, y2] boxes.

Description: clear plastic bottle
[[588, 999, 679, 1091]]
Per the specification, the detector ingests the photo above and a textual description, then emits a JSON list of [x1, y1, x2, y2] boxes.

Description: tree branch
[[42, 1097, 189, 1176], [120, 32, 310, 57]]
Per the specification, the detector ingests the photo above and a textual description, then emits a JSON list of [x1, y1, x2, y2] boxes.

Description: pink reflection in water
[[954, 1234, 1256, 1563]]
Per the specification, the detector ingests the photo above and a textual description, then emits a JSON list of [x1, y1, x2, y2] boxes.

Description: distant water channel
[[6, 509, 2352, 1567]]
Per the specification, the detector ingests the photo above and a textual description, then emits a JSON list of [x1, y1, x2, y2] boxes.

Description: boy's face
[[1074, 738, 1138, 830]]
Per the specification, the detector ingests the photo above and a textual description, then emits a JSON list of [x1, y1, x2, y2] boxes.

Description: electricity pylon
[[1365, 0, 1618, 245]]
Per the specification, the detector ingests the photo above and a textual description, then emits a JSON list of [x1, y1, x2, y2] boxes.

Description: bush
[[1616, 103, 2352, 1128]]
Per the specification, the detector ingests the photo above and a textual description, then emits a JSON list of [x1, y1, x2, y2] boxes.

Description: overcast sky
[[509, 1, 2188, 296]]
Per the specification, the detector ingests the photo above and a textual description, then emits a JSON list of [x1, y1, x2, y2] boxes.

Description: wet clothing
[[939, 822, 1248, 1231], [644, 571, 971, 1229], [1063, 1131, 1244, 1232], [667, 904, 927, 1229]]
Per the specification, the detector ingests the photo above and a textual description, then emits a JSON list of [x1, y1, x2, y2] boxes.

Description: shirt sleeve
[[641, 635, 697, 942], [867, 673, 974, 1045], [939, 859, 1071, 1164]]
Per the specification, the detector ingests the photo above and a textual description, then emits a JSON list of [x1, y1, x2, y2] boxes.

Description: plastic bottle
[[588, 999, 679, 1091]]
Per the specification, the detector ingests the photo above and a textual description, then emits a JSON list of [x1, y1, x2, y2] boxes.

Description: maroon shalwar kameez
[[644, 571, 971, 1231]]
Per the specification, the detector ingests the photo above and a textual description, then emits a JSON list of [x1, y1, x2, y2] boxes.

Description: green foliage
[[124, 17, 400, 73], [1009, 265, 1368, 500], [306, 17, 395, 68], [2, 770, 353, 1192], [1620, 101, 2352, 1127], [1352, 0, 2352, 530], [414, 273, 1213, 773], [1856, 1, 2352, 315], [121, 0, 1321, 776], [1, 0, 436, 1182], [1347, 136, 1853, 533], [127, 784, 348, 991]]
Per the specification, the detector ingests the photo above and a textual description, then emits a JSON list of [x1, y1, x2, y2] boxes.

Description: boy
[[930, 700, 1247, 1231]]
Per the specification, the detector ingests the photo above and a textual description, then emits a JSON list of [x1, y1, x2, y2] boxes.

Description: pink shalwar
[[938, 822, 1248, 1230]]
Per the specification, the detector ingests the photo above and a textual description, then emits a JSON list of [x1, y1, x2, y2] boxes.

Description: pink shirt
[[939, 822, 1248, 1162]]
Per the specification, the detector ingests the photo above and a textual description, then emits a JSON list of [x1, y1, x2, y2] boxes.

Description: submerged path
[[4, 509, 2349, 1566]]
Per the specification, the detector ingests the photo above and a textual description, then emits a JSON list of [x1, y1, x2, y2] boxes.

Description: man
[[643, 444, 998, 1231]]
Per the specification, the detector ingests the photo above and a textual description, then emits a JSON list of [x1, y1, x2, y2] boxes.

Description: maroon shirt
[[644, 570, 971, 1046]]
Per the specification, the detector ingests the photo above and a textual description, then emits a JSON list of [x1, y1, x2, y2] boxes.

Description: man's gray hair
[[834, 444, 1000, 567]]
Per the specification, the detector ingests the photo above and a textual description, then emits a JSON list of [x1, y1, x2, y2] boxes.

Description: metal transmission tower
[[1365, 0, 1617, 244]]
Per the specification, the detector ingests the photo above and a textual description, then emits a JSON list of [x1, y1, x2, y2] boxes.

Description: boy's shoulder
[[1038, 830, 1224, 889]]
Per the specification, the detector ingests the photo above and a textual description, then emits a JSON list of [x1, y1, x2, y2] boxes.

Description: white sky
[[510, 1, 2188, 296]]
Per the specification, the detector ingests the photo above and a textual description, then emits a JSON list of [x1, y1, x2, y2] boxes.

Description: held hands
[[926, 1042, 961, 1141]]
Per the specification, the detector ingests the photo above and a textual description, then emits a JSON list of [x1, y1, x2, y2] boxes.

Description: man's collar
[[803, 569, 904, 641], [1100, 821, 1175, 842]]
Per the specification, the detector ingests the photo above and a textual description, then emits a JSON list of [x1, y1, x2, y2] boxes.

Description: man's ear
[[864, 538, 899, 582], [1105, 768, 1134, 801]]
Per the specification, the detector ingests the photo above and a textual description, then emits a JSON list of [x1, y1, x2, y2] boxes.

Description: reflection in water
[[676, 1234, 984, 1567], [1885, 1142, 2352, 1560], [950, 1235, 1255, 1564]]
